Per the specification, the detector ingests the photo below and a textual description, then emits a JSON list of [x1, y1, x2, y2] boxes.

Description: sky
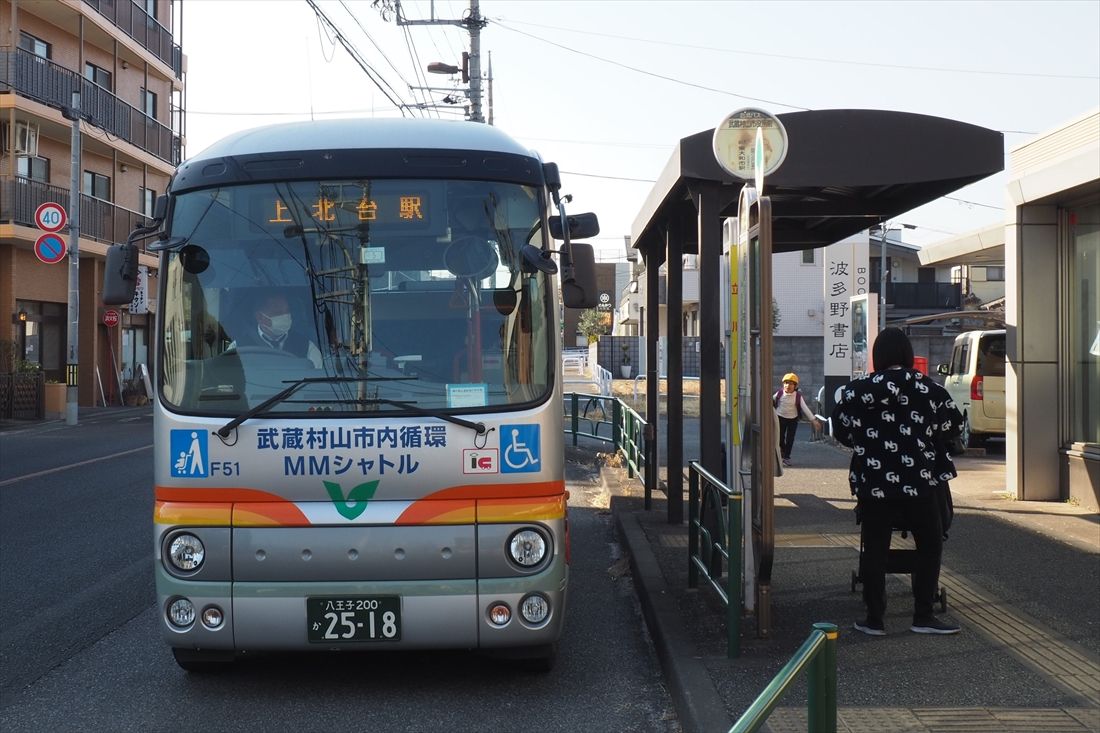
[[180, 0, 1100, 256]]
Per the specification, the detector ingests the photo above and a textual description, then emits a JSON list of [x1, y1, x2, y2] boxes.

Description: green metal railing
[[687, 460, 743, 658], [564, 391, 648, 486], [729, 622, 839, 733]]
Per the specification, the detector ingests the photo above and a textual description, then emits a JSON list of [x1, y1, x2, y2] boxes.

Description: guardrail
[[687, 460, 743, 657], [729, 622, 839, 733], [563, 391, 649, 489]]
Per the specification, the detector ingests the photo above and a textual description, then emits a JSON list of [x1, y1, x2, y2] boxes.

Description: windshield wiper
[[358, 397, 487, 435], [215, 376, 484, 437]]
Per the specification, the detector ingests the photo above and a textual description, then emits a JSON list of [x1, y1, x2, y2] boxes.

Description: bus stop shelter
[[629, 107, 1004, 522]]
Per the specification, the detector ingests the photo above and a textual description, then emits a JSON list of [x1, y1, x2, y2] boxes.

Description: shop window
[[15, 300, 65, 383], [1067, 203, 1100, 446]]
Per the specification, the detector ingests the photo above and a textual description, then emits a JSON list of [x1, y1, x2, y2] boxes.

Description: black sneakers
[[853, 619, 886, 636], [911, 616, 961, 635]]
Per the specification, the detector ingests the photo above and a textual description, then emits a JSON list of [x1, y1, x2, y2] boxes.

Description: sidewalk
[[605, 435, 1100, 733]]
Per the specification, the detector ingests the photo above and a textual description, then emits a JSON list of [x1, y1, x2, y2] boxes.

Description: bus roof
[[187, 118, 536, 163]]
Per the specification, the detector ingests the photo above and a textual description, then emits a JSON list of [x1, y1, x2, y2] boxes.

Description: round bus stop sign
[[712, 107, 789, 182], [34, 202, 68, 232], [103, 309, 120, 328], [33, 232, 68, 264]]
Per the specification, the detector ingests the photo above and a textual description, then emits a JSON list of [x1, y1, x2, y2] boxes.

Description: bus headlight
[[167, 598, 195, 628], [508, 529, 547, 568], [168, 533, 205, 572]]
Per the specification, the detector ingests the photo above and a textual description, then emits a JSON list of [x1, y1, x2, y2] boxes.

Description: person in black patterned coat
[[831, 327, 964, 636]]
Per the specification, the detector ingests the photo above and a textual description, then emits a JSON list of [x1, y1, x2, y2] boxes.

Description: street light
[[426, 62, 459, 76], [875, 222, 916, 333]]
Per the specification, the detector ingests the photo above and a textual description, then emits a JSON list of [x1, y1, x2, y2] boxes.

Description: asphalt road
[[0, 411, 678, 732]]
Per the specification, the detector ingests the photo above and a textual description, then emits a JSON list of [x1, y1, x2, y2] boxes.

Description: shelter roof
[[630, 109, 1005, 256]]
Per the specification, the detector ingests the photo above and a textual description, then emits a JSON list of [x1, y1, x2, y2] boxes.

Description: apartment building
[[1, 0, 182, 412]]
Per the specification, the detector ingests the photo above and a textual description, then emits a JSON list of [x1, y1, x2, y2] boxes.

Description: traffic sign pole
[[66, 91, 81, 425]]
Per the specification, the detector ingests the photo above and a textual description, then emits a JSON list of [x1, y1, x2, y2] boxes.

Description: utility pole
[[397, 0, 488, 123], [466, 0, 484, 122], [63, 91, 81, 425]]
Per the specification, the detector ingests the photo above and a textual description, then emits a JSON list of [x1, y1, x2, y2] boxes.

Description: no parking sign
[[34, 232, 67, 264]]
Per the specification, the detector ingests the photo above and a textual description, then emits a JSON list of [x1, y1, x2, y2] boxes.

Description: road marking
[[823, 532, 1100, 707], [0, 444, 152, 487]]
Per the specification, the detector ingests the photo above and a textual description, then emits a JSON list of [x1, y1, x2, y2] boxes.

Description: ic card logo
[[463, 449, 499, 474]]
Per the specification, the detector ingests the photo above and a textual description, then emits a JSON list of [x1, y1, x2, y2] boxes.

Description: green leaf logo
[[323, 480, 380, 520]]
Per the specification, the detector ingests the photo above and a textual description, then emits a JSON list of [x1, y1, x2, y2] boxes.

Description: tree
[[773, 298, 782, 333], [577, 309, 610, 344]]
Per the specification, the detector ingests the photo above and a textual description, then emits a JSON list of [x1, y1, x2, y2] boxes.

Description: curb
[[614, 509, 733, 733]]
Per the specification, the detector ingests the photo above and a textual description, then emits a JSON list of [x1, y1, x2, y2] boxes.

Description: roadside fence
[[563, 391, 648, 488], [687, 460, 744, 658], [729, 622, 839, 733]]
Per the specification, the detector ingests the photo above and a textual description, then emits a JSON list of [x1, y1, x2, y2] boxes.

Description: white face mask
[[262, 312, 292, 339]]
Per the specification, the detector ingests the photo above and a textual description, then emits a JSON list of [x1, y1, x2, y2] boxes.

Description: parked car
[[937, 329, 1006, 450]]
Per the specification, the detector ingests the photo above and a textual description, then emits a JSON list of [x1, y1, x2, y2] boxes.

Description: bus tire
[[172, 647, 235, 673]]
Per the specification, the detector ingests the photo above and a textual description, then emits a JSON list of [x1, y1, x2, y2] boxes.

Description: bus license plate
[[307, 596, 401, 643]]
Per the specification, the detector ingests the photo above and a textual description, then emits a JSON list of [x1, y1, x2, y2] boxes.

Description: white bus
[[104, 118, 598, 672]]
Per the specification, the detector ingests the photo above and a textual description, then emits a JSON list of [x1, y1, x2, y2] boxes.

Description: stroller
[[849, 489, 952, 614]]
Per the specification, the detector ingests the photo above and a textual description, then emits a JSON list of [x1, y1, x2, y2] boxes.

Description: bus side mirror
[[102, 243, 139, 305], [560, 241, 598, 309], [549, 212, 600, 241]]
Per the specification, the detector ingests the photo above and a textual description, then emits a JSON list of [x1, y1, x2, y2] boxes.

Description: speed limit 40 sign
[[34, 202, 68, 233]]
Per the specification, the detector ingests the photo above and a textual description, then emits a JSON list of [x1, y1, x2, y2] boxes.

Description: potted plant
[[619, 342, 632, 379]]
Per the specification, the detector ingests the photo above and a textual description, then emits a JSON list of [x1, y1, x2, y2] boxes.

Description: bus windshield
[[158, 178, 553, 416]]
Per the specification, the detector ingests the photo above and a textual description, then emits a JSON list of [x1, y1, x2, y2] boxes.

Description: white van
[[937, 329, 1006, 450]]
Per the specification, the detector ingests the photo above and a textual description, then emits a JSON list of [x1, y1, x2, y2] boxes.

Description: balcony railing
[[0, 176, 151, 248], [82, 0, 183, 78], [0, 48, 182, 166]]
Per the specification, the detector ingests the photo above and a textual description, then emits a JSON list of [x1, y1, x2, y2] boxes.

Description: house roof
[[630, 109, 1005, 258]]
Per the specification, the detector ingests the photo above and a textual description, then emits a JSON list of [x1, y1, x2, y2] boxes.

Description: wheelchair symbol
[[502, 425, 540, 473]]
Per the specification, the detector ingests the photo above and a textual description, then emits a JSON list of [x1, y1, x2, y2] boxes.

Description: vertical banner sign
[[728, 236, 740, 446], [130, 265, 149, 314], [823, 238, 870, 378]]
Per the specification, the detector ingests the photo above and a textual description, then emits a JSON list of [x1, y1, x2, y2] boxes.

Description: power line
[[561, 170, 656, 183], [305, 0, 416, 116], [494, 16, 1099, 82], [491, 20, 809, 111]]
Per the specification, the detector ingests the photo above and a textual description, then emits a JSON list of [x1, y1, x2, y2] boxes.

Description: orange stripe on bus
[[421, 480, 566, 502], [395, 499, 476, 526], [477, 495, 566, 523], [154, 501, 232, 526], [155, 486, 289, 503], [233, 502, 311, 526]]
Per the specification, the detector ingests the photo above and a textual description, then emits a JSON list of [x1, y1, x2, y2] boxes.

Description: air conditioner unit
[[1, 121, 40, 156]]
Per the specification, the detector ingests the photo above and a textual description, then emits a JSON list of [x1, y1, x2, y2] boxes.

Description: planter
[[620, 365, 633, 379], [44, 382, 66, 418]]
